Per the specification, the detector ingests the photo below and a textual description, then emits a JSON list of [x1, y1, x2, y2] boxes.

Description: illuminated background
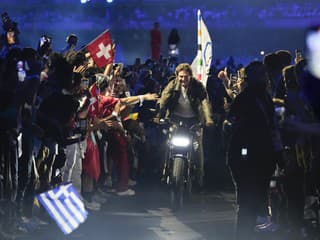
[[1, 0, 320, 65]]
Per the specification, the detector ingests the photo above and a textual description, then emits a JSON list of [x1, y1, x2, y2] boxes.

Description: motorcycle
[[159, 119, 202, 210]]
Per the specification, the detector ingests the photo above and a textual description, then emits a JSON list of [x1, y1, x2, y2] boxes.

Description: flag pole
[[196, 9, 202, 81]]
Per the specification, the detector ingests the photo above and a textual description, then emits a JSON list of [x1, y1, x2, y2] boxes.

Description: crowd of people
[[217, 50, 320, 239], [0, 14, 167, 237], [0, 12, 320, 240]]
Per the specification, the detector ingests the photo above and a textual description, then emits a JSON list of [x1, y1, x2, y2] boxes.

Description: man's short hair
[[175, 63, 193, 77]]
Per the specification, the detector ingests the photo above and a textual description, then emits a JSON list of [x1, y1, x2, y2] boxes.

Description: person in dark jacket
[[227, 61, 283, 240]]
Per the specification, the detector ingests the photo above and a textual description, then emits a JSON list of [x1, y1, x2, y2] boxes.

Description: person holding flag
[[156, 63, 214, 187]]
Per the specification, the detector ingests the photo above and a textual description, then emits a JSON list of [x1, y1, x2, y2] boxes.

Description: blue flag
[[36, 183, 88, 235]]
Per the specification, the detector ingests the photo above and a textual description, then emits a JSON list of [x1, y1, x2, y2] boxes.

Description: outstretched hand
[[143, 93, 159, 101]]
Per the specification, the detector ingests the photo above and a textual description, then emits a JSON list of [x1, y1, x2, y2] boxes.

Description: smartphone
[[241, 148, 247, 156], [241, 147, 248, 160], [230, 73, 238, 82], [305, 25, 320, 79]]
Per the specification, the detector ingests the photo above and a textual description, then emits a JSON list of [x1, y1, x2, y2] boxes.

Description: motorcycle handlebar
[[153, 117, 202, 131]]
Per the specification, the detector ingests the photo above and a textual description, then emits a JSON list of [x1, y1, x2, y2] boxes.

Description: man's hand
[[205, 119, 214, 127], [73, 65, 87, 74], [217, 67, 230, 88], [85, 52, 91, 59]]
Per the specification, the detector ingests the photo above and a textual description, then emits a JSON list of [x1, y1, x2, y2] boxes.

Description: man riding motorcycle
[[156, 63, 214, 187]]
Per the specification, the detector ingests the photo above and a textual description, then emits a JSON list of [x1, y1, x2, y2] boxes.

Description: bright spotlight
[[106, 0, 113, 3], [260, 50, 265, 55]]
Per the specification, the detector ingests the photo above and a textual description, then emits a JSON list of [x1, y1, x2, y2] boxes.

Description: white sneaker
[[116, 189, 135, 196], [84, 200, 101, 211]]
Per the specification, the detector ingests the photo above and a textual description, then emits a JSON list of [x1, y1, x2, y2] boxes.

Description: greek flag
[[36, 183, 88, 235]]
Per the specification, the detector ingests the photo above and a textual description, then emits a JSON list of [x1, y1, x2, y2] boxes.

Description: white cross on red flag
[[86, 30, 114, 68]]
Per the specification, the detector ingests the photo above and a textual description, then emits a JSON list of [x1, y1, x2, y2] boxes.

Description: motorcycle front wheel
[[170, 157, 185, 210]]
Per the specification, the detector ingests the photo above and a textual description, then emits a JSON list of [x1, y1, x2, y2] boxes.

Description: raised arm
[[119, 93, 159, 106]]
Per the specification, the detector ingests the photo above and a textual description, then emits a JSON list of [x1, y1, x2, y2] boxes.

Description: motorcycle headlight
[[171, 135, 190, 147]]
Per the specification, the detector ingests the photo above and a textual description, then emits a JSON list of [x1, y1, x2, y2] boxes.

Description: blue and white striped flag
[[36, 183, 88, 235]]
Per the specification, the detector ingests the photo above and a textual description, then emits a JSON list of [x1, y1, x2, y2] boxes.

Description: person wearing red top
[[150, 22, 161, 61], [88, 76, 158, 196]]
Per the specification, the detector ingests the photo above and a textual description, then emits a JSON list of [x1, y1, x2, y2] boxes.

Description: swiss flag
[[88, 83, 100, 118], [86, 30, 114, 68]]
